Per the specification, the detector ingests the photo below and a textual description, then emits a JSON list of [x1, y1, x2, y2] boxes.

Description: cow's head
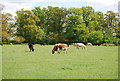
[[52, 50, 55, 54], [52, 45, 58, 54]]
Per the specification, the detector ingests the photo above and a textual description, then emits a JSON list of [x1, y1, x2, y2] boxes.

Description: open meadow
[[2, 45, 118, 79]]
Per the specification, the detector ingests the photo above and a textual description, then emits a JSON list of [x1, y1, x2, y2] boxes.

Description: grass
[[0, 46, 2, 80], [2, 44, 118, 79]]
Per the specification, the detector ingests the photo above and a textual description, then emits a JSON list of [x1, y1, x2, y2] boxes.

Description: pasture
[[2, 45, 118, 79]]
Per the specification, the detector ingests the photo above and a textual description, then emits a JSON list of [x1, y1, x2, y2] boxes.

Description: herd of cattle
[[28, 43, 93, 54], [0, 42, 115, 54]]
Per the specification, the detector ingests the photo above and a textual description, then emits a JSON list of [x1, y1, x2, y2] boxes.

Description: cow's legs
[[65, 47, 67, 54], [62, 47, 67, 54], [57, 48, 60, 54], [29, 48, 32, 52]]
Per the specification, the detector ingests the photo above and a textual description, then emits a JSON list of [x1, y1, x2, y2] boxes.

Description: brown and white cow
[[52, 44, 68, 54]]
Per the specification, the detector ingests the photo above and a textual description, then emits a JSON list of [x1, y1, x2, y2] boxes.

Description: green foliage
[[1, 13, 14, 43], [32, 7, 47, 30], [65, 8, 88, 43], [32, 6, 67, 43], [45, 6, 67, 34], [102, 34, 111, 43], [89, 31, 103, 44], [81, 6, 95, 27], [3, 6, 118, 44], [14, 36, 25, 43], [104, 11, 119, 35], [15, 9, 43, 43]]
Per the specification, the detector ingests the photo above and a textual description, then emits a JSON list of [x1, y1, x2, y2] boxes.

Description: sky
[[0, 0, 120, 16]]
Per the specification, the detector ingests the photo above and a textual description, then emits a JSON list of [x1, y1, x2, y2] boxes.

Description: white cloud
[[0, 0, 67, 16], [0, 0, 66, 3], [86, 0, 119, 7], [36, 0, 66, 2], [1, 1, 33, 16], [0, 0, 119, 16], [85, 0, 119, 13], [1, 0, 34, 3]]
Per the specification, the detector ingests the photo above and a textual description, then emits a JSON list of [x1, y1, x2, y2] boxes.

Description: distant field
[[2, 45, 118, 79]]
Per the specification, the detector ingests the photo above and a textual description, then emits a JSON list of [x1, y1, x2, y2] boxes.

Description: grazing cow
[[73, 43, 78, 47], [28, 43, 34, 52], [40, 43, 45, 46], [52, 44, 68, 54], [87, 43, 92, 46], [73, 43, 86, 49]]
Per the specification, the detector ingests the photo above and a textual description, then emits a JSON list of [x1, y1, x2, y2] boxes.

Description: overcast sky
[[0, 0, 119, 16]]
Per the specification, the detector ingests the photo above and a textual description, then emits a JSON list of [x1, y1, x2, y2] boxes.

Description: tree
[[81, 6, 95, 27], [101, 11, 118, 44], [33, 6, 67, 43], [1, 13, 14, 43], [88, 11, 104, 32], [65, 8, 88, 43], [45, 6, 67, 34], [32, 7, 47, 30], [104, 11, 118, 35], [15, 9, 43, 43], [13, 6, 119, 44], [14, 36, 25, 43], [96, 11, 105, 32]]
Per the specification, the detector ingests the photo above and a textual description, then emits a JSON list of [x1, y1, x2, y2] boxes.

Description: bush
[[88, 31, 103, 44]]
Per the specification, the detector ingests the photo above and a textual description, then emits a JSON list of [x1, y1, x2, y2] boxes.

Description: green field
[[2, 45, 118, 79], [0, 46, 2, 80]]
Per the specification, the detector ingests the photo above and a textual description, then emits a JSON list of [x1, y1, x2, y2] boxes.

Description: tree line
[[1, 6, 120, 45]]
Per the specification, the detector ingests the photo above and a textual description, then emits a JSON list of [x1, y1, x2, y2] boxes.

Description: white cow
[[87, 43, 92, 46], [73, 43, 86, 49]]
